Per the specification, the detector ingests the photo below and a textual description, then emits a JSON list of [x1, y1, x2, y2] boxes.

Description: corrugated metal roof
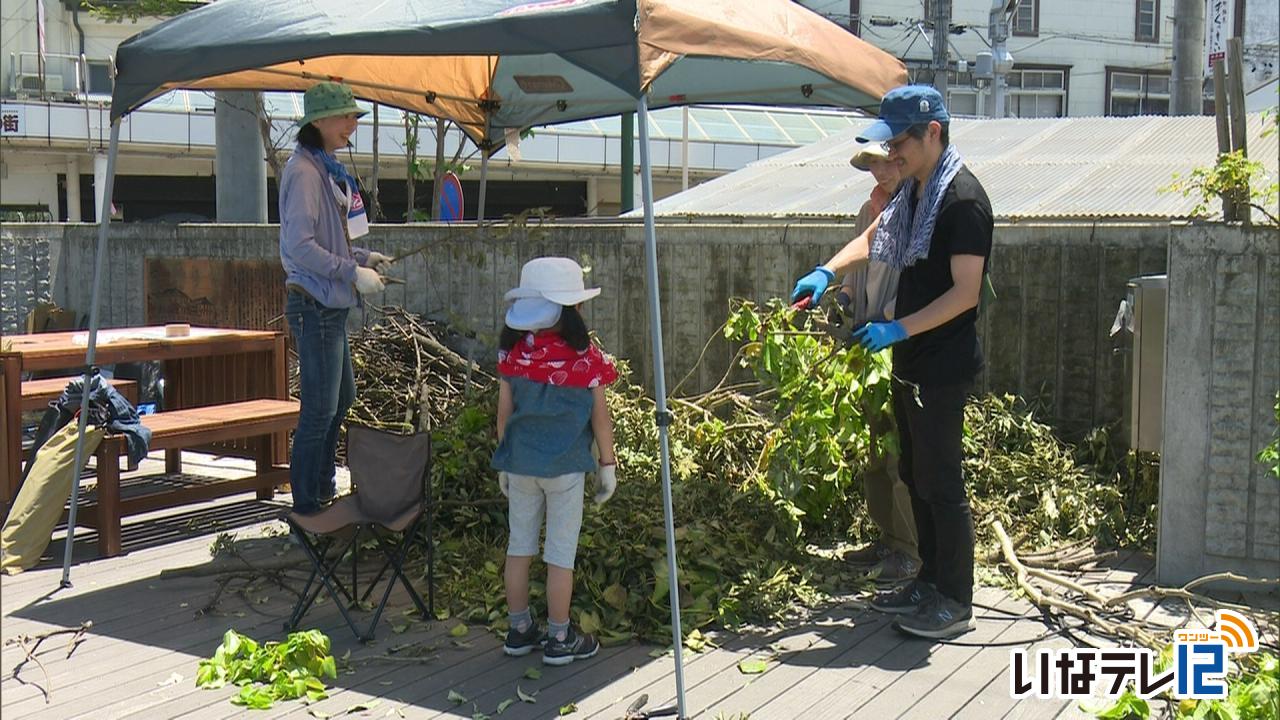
[[636, 114, 1279, 220]]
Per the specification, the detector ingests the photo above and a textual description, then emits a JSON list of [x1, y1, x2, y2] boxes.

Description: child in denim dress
[[492, 257, 618, 666]]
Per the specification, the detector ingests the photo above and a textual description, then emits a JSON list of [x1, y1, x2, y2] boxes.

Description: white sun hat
[[503, 257, 600, 306], [505, 297, 563, 331]]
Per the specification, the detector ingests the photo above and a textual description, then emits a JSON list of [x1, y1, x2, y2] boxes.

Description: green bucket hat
[[299, 81, 367, 127]]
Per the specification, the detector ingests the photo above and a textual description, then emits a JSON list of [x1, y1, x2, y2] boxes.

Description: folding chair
[[284, 425, 435, 642]]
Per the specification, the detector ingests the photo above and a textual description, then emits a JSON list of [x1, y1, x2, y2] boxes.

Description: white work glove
[[366, 251, 394, 274], [594, 463, 617, 505], [354, 266, 385, 294], [498, 471, 510, 498]]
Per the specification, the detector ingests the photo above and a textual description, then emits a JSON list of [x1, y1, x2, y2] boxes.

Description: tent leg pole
[[477, 151, 488, 223], [637, 93, 687, 719], [61, 117, 121, 587]]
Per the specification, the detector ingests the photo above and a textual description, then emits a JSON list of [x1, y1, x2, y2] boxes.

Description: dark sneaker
[[866, 552, 920, 586], [844, 540, 891, 567], [870, 579, 936, 615], [503, 623, 546, 657], [542, 626, 599, 666], [893, 595, 974, 639]]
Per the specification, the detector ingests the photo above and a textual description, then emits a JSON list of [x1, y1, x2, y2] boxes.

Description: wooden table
[[0, 326, 287, 507]]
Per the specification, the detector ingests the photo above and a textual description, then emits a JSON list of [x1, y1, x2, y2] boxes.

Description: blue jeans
[[285, 290, 354, 514]]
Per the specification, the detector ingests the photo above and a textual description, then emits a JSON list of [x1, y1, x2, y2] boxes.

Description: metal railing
[[5, 51, 113, 101]]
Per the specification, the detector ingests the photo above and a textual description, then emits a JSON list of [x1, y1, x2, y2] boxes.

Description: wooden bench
[[79, 398, 299, 557], [21, 376, 139, 413]]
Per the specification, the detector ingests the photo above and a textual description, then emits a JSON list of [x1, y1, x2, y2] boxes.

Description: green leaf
[[496, 698, 516, 714], [523, 667, 542, 680], [450, 623, 470, 638], [579, 611, 602, 636], [602, 583, 629, 611], [448, 689, 469, 704], [559, 703, 578, 716], [737, 658, 768, 675], [517, 685, 538, 703]]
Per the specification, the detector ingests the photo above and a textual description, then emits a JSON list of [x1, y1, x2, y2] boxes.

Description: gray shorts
[[506, 471, 585, 570]]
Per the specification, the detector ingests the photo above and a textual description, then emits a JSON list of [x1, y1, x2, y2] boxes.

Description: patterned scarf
[[497, 331, 618, 389], [305, 146, 360, 194], [871, 144, 965, 270]]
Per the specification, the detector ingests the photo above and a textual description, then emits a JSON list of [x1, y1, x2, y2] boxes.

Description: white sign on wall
[[0, 105, 24, 135], [1204, 0, 1235, 72]]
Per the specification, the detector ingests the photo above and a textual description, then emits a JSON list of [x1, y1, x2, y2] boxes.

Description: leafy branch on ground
[[196, 629, 337, 709]]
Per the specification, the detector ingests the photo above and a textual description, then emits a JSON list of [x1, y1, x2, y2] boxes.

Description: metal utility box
[[1125, 274, 1167, 453]]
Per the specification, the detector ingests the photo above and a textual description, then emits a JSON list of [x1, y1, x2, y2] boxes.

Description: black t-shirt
[[892, 165, 993, 385]]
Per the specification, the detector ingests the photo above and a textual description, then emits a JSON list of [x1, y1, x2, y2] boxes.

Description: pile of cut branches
[[347, 306, 493, 434], [337, 301, 1167, 644]]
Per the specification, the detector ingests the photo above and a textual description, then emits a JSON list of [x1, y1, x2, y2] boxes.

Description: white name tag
[[346, 189, 369, 239]]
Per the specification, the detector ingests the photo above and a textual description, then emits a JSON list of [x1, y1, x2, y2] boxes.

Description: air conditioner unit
[[14, 74, 64, 95]]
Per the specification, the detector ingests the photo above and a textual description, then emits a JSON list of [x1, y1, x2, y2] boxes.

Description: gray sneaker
[[503, 622, 546, 657], [542, 626, 599, 666], [844, 540, 891, 566], [870, 579, 936, 615], [893, 595, 974, 639], [866, 551, 920, 586]]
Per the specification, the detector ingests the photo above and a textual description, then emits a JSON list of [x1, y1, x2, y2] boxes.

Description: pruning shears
[[789, 295, 855, 347], [619, 694, 681, 720]]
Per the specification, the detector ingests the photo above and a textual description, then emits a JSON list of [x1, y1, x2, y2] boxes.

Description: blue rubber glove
[[852, 321, 909, 352], [791, 266, 834, 304]]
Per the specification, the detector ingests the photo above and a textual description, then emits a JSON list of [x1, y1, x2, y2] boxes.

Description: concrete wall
[[3, 221, 1172, 436], [0, 223, 58, 332], [1159, 224, 1280, 585]]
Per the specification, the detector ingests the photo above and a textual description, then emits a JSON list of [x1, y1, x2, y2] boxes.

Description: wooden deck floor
[[0, 453, 1241, 719]]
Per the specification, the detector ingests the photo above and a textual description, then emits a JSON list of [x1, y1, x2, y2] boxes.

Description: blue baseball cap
[[856, 85, 951, 143]]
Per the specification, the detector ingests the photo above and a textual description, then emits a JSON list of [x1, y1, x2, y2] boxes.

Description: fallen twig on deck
[[3, 621, 93, 703], [992, 521, 1280, 652]]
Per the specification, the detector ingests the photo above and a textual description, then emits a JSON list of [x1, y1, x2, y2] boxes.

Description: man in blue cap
[[790, 85, 992, 640]]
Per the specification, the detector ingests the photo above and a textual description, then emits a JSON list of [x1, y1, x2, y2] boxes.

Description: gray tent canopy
[[67, 3, 906, 716], [110, 0, 903, 148]]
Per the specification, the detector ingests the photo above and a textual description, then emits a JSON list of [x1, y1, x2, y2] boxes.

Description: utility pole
[[988, 0, 1015, 118], [1171, 0, 1205, 114], [932, 0, 951, 98]]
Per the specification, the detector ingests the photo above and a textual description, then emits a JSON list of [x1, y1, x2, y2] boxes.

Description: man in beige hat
[[836, 142, 921, 587]]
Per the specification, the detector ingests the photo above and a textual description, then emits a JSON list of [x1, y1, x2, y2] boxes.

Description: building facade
[[801, 0, 1278, 117]]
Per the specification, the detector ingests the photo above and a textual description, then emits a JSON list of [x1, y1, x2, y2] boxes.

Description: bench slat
[[20, 377, 139, 412]]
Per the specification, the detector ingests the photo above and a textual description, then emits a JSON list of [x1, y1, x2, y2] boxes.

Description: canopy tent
[[110, 0, 904, 218], [68, 2, 905, 714], [110, 0, 903, 146]]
